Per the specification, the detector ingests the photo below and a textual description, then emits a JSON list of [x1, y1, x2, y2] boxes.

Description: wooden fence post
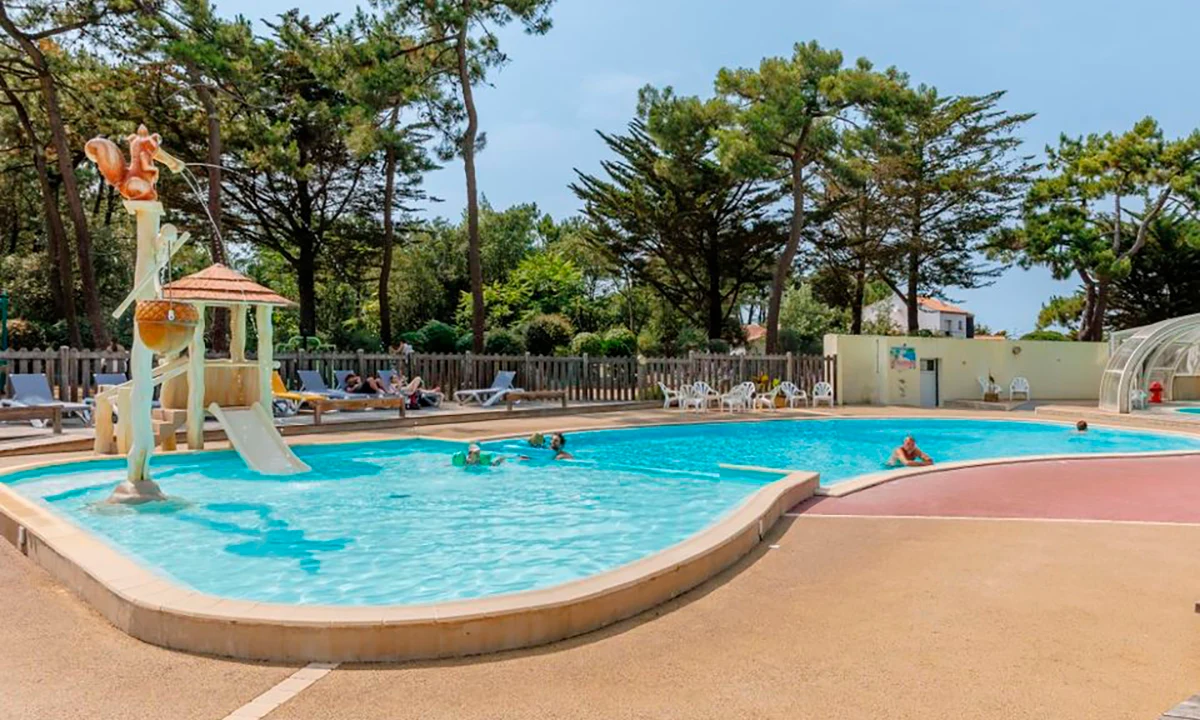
[[524, 351, 532, 390], [786, 352, 794, 384], [355, 348, 365, 376], [58, 346, 70, 401]]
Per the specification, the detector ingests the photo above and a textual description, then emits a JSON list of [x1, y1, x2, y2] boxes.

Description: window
[[958, 319, 963, 330]]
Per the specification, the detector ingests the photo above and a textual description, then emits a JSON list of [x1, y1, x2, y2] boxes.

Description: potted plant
[[983, 373, 1000, 403]]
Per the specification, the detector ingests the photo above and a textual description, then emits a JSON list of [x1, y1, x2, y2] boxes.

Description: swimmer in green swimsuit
[[460, 443, 505, 467]]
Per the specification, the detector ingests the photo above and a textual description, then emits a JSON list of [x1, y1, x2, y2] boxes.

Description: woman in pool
[[887, 435, 933, 467]]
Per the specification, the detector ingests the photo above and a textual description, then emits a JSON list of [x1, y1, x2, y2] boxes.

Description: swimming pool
[[4, 418, 1197, 607], [1176, 407, 1200, 415]]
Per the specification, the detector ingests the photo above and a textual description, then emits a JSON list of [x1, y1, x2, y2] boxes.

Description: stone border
[[0, 450, 817, 663]]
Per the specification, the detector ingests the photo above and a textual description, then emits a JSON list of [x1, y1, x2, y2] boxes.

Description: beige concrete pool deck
[[4, 405, 1200, 718]]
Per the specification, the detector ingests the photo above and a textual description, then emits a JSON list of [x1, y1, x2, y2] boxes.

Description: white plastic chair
[[812, 381, 835, 408], [777, 381, 808, 408], [691, 381, 721, 411], [977, 376, 1001, 398], [1009, 376, 1031, 401], [657, 381, 684, 409], [720, 382, 755, 413], [1131, 388, 1149, 410], [681, 383, 707, 412], [754, 385, 781, 411]]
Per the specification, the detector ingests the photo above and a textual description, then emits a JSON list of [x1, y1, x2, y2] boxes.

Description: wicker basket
[[136, 299, 199, 354]]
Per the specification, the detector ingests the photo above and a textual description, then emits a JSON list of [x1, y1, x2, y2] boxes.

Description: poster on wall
[[889, 345, 917, 371]]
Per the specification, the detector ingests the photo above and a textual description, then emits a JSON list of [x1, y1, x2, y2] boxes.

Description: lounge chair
[[1009, 376, 1031, 401], [754, 385, 781, 411], [298, 370, 372, 399], [6, 373, 92, 426], [657, 381, 685, 409], [812, 381, 835, 408], [454, 370, 522, 408], [93, 372, 128, 389], [720, 382, 756, 413], [777, 381, 808, 408], [272, 372, 328, 416]]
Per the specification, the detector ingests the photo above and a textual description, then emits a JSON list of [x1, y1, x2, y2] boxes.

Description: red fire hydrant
[[1149, 381, 1164, 404]]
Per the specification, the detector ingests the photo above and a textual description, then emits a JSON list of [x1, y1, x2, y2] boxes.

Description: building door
[[920, 359, 939, 408]]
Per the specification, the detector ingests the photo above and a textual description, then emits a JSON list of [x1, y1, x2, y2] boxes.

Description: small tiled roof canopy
[[162, 264, 294, 307]]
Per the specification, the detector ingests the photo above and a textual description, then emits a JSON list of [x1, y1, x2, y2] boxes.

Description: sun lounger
[[453, 370, 522, 407], [6, 373, 92, 426], [298, 370, 372, 399]]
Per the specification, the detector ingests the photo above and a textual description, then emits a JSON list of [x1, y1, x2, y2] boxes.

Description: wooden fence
[[0, 347, 836, 404]]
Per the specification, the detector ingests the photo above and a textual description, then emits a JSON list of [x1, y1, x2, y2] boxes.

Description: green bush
[[636, 329, 662, 357], [455, 332, 474, 353], [417, 320, 459, 353], [1020, 329, 1068, 341], [675, 326, 709, 355], [570, 331, 605, 356], [484, 328, 526, 355], [778, 327, 804, 354], [706, 338, 731, 354], [601, 327, 638, 357], [523, 313, 574, 356]]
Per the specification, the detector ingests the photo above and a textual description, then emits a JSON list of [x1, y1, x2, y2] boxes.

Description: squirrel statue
[[85, 125, 184, 202]]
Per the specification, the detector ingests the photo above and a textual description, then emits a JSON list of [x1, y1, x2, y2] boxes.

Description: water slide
[[207, 403, 310, 475]]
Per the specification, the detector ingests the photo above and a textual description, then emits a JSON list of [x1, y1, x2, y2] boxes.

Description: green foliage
[[570, 332, 605, 356], [571, 86, 785, 339], [523, 313, 574, 356], [1036, 294, 1085, 334], [6, 319, 44, 350], [455, 332, 474, 353], [1020, 330, 1068, 341], [778, 328, 804, 354], [1109, 214, 1200, 329], [416, 320, 459, 353], [601, 327, 638, 357], [484, 328, 526, 355], [995, 117, 1200, 340], [706, 338, 730, 354], [778, 283, 848, 354]]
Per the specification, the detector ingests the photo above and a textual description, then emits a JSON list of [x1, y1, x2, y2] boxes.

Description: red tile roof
[[162, 264, 294, 306], [743, 323, 767, 342], [918, 297, 970, 315]]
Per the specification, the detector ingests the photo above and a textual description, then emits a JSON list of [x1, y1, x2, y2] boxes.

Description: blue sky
[[245, 0, 1200, 335]]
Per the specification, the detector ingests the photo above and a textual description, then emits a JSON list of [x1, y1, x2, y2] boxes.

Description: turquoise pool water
[[4, 418, 1197, 606], [1176, 407, 1200, 415]]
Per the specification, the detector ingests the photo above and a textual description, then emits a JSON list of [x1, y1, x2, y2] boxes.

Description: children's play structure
[[88, 125, 308, 503]]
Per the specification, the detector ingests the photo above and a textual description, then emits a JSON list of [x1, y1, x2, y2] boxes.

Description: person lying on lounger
[[345, 372, 384, 395], [887, 435, 933, 467]]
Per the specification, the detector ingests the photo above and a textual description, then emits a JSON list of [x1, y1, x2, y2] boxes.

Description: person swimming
[[454, 442, 505, 467], [1076, 420, 1088, 432], [887, 435, 933, 467], [549, 432, 573, 460]]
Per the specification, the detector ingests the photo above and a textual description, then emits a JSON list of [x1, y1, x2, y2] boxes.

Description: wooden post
[[256, 304, 273, 415], [524, 352, 532, 391], [230, 303, 248, 362], [58, 346, 69, 401], [186, 304, 206, 450], [356, 348, 365, 377], [581, 353, 589, 402], [786, 352, 794, 384]]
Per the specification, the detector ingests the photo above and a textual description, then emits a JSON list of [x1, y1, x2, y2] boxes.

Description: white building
[[866, 294, 974, 338]]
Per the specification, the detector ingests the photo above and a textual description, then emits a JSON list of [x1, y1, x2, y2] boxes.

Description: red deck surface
[[800, 455, 1200, 523]]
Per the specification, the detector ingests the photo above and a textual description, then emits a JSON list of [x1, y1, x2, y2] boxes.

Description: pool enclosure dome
[[1099, 313, 1200, 413]]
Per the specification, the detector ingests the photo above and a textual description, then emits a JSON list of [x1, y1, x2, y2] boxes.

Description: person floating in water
[[549, 432, 574, 460], [887, 435, 933, 467], [1076, 420, 1088, 432], [455, 442, 505, 467]]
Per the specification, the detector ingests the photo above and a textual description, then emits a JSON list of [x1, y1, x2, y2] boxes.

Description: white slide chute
[[207, 403, 310, 475]]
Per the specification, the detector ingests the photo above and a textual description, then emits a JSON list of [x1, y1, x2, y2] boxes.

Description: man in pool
[[887, 435, 933, 467], [550, 432, 574, 460], [1076, 420, 1088, 432]]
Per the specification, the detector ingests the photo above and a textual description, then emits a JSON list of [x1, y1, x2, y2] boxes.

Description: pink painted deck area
[[800, 455, 1200, 523]]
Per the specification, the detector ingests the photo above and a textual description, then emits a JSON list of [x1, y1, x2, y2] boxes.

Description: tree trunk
[[1079, 279, 1106, 342], [456, 12, 485, 353], [766, 159, 805, 353], [190, 64, 229, 353], [38, 69, 108, 347], [297, 243, 317, 338], [905, 249, 919, 333], [379, 141, 397, 350], [0, 73, 80, 346], [851, 264, 866, 335], [705, 234, 722, 339]]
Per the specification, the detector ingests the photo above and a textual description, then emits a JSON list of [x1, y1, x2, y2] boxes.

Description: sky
[[244, 0, 1200, 335]]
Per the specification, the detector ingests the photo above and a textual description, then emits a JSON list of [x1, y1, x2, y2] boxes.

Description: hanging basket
[[135, 299, 199, 354]]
